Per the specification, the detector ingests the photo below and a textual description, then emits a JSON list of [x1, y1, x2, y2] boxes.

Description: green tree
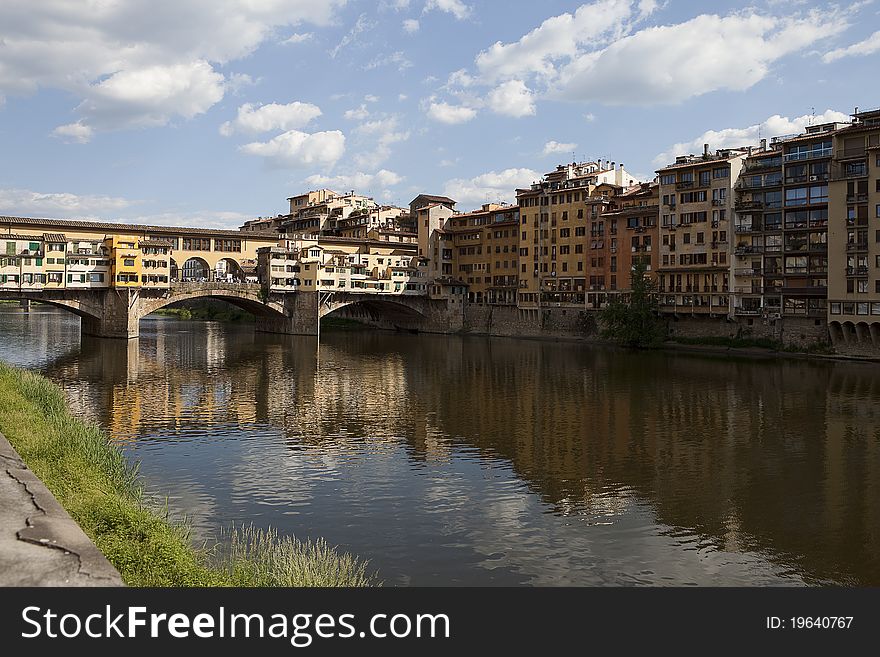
[[599, 259, 666, 348]]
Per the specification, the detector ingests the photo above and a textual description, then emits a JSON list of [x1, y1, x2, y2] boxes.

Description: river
[[1, 304, 878, 586]]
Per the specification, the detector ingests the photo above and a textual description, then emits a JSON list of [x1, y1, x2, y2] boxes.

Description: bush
[[599, 260, 666, 348]]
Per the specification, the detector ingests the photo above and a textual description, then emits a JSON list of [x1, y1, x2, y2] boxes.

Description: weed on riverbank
[[0, 363, 377, 587]]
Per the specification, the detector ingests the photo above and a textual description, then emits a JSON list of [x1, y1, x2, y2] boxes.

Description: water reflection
[[1, 305, 879, 586]]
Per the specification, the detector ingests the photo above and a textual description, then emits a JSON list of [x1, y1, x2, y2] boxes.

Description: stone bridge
[[0, 282, 462, 339]]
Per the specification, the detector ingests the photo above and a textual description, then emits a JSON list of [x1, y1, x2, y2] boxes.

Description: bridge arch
[[181, 257, 211, 282], [320, 295, 432, 331], [215, 257, 246, 283], [138, 284, 287, 321]]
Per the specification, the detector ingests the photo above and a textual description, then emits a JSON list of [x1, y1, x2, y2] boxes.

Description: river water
[[1, 304, 878, 586]]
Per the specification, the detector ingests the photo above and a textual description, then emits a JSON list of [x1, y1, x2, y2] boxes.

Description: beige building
[[281, 190, 377, 235], [827, 108, 880, 342], [516, 161, 639, 308], [1, 234, 45, 290], [656, 146, 748, 315], [443, 203, 520, 304]]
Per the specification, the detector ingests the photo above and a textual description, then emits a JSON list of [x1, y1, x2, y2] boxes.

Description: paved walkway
[[0, 431, 123, 586]]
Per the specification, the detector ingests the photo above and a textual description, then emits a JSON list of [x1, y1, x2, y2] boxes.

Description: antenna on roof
[[809, 107, 815, 125]]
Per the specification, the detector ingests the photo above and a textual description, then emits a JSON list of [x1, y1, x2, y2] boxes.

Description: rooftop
[[0, 216, 278, 240]]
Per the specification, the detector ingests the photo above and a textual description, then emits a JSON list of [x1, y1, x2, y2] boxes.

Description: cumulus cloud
[[403, 19, 420, 33], [475, 0, 639, 84], [240, 130, 346, 168], [51, 122, 94, 144], [0, 187, 134, 219], [553, 10, 849, 104], [443, 168, 542, 206], [304, 170, 404, 191], [344, 105, 371, 121], [823, 30, 880, 62], [424, 0, 472, 20], [426, 101, 477, 124], [352, 117, 410, 168], [0, 0, 346, 136], [653, 109, 851, 166], [440, 1, 850, 116], [487, 80, 536, 117], [542, 140, 578, 157], [219, 101, 322, 136]]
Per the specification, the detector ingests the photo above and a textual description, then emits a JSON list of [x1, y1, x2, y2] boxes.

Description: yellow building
[[140, 239, 172, 288], [105, 235, 142, 287]]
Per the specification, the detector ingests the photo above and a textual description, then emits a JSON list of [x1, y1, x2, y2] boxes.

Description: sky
[[0, 0, 878, 229]]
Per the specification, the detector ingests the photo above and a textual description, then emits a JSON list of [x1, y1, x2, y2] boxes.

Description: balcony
[[846, 266, 869, 276], [734, 200, 764, 212], [735, 268, 762, 277], [846, 241, 869, 252], [675, 181, 694, 190], [846, 193, 869, 203], [783, 147, 833, 162], [781, 286, 828, 296], [735, 245, 763, 255], [735, 224, 761, 233]]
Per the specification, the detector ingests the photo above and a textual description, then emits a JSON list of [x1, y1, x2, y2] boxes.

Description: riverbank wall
[[454, 304, 860, 355]]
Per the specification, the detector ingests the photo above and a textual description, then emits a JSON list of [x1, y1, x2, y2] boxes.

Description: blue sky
[[0, 0, 878, 228]]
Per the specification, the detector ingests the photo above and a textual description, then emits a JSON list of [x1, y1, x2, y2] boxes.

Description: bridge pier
[[80, 290, 140, 339], [254, 291, 318, 336]]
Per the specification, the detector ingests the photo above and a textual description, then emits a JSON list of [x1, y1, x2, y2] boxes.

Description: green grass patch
[[0, 363, 377, 587]]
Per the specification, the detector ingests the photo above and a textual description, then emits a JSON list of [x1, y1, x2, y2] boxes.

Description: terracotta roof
[[42, 233, 67, 242], [0, 215, 278, 240], [411, 194, 456, 206], [139, 239, 174, 247], [0, 233, 45, 242]]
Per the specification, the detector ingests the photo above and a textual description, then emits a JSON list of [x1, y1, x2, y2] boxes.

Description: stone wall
[[462, 304, 599, 340]]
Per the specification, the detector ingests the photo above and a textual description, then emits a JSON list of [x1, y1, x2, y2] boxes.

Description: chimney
[[703, 143, 709, 157], [760, 138, 767, 150]]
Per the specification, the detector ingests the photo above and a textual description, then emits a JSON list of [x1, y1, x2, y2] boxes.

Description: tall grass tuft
[[0, 362, 377, 587], [220, 525, 379, 587]]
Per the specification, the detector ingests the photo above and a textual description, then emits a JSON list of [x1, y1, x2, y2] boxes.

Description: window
[[182, 237, 211, 251], [215, 239, 242, 252], [123, 258, 135, 267], [712, 167, 729, 178], [660, 174, 675, 185], [5, 242, 14, 255]]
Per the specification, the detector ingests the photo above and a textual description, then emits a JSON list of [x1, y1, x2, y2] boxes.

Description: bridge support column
[[19, 298, 30, 312], [81, 290, 140, 339], [254, 291, 318, 336]]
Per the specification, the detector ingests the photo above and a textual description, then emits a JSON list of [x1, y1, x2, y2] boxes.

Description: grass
[[152, 303, 255, 323], [0, 362, 377, 587]]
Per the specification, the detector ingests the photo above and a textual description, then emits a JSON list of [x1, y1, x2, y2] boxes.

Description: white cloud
[[823, 30, 880, 62], [344, 104, 371, 121], [398, 94, 409, 101], [403, 19, 420, 33], [240, 130, 346, 168], [364, 51, 413, 71], [0, 1, 346, 135], [364, 94, 380, 103], [542, 140, 578, 157], [0, 187, 134, 219], [443, 168, 542, 207], [653, 109, 851, 166], [330, 13, 376, 59], [353, 117, 410, 168], [304, 170, 404, 191], [380, 0, 411, 10], [583, 112, 596, 122], [51, 122, 94, 144], [284, 32, 314, 45], [475, 0, 638, 84], [219, 101, 322, 136], [424, 0, 472, 20], [73, 61, 226, 131], [426, 101, 477, 124], [487, 80, 536, 117], [553, 10, 849, 104]]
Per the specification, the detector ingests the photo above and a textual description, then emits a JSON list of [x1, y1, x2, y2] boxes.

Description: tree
[[599, 259, 666, 348]]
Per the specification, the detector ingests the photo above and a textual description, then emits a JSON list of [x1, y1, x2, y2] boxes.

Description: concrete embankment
[[0, 430, 123, 586]]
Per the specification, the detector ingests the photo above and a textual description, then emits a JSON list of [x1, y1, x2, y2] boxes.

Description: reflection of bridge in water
[[39, 325, 880, 586], [0, 282, 460, 338]]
